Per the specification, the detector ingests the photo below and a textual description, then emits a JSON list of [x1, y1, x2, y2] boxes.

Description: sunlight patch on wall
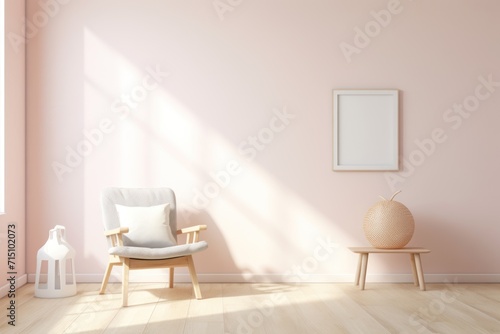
[[207, 162, 349, 274], [82, 27, 151, 260], [81, 27, 349, 276]]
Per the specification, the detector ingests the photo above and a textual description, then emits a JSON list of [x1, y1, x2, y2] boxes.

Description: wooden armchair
[[99, 187, 208, 306]]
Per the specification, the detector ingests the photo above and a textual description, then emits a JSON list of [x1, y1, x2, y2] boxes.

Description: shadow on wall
[[178, 208, 238, 276], [411, 212, 491, 274]]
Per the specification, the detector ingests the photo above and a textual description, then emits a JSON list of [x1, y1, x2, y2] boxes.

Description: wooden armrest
[[104, 227, 129, 236], [177, 225, 207, 235]]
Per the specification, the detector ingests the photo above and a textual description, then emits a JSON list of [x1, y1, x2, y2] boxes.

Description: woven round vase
[[363, 191, 414, 249]]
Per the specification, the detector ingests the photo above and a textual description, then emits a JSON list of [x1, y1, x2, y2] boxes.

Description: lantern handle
[[379, 190, 402, 201]]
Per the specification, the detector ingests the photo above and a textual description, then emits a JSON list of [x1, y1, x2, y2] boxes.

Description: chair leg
[[169, 267, 174, 288], [187, 255, 202, 299], [99, 262, 114, 294], [122, 258, 130, 306]]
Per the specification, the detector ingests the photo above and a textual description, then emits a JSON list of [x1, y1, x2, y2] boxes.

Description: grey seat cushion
[[109, 241, 208, 260]]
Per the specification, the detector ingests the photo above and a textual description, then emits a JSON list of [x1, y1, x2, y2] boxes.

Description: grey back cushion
[[101, 187, 178, 244]]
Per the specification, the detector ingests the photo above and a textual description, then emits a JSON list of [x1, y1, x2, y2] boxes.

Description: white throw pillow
[[115, 203, 177, 248]]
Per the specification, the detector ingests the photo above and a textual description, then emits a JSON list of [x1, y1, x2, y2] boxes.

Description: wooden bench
[[348, 247, 431, 291]]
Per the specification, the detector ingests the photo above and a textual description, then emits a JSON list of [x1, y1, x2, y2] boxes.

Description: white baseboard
[[26, 273, 500, 284], [0, 274, 28, 298], [3, 272, 497, 299]]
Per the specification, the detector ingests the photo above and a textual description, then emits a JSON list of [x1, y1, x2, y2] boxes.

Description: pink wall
[[0, 0, 26, 296], [26, 0, 500, 283]]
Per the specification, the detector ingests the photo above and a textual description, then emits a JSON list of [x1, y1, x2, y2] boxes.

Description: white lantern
[[35, 225, 76, 298]]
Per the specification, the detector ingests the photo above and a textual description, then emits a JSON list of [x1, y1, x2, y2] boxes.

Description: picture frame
[[333, 89, 399, 171]]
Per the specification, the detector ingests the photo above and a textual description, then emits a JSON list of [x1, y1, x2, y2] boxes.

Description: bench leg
[[414, 254, 426, 291], [359, 253, 369, 290], [410, 254, 419, 286], [354, 254, 362, 286]]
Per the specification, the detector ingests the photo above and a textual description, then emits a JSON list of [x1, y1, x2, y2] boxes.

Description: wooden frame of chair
[[99, 225, 207, 306]]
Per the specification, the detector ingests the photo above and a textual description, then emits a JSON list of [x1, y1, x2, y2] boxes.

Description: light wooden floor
[[1, 282, 499, 333]]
